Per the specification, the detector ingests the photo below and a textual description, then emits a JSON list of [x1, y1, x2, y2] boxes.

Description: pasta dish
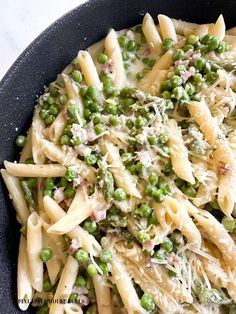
[[2, 12, 236, 314]]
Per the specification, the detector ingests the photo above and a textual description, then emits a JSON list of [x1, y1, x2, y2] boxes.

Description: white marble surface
[[0, 0, 86, 80]]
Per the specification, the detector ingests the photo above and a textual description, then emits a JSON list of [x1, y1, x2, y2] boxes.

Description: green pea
[[201, 34, 213, 45], [205, 71, 219, 84], [175, 65, 186, 76], [185, 82, 195, 95], [175, 177, 185, 187], [68, 293, 78, 303], [135, 116, 147, 129], [60, 134, 71, 146], [84, 108, 91, 120], [137, 230, 150, 243], [118, 35, 128, 47], [161, 238, 173, 252], [64, 186, 75, 198], [170, 75, 183, 88], [47, 96, 55, 105], [16, 135, 26, 147], [158, 132, 169, 144], [87, 264, 98, 277], [100, 249, 112, 263], [79, 86, 88, 97], [45, 114, 55, 125], [106, 103, 117, 115], [148, 212, 158, 225], [109, 115, 120, 126], [172, 86, 187, 100], [183, 186, 196, 197], [126, 119, 134, 129], [75, 275, 86, 287], [172, 49, 185, 61], [36, 304, 49, 314], [161, 184, 172, 196], [135, 162, 143, 173], [67, 105, 80, 119], [208, 36, 220, 51], [222, 216, 235, 232], [158, 177, 167, 188], [161, 80, 172, 91], [148, 136, 157, 145], [193, 57, 206, 71], [75, 249, 89, 263], [124, 63, 130, 71], [187, 34, 199, 45], [141, 293, 155, 311], [44, 178, 55, 190], [144, 184, 156, 197], [136, 71, 145, 80], [49, 104, 59, 116], [193, 73, 203, 84], [162, 38, 174, 51], [99, 262, 109, 274], [148, 173, 158, 185], [65, 166, 77, 181], [94, 123, 106, 135], [90, 102, 103, 113], [121, 97, 136, 107], [152, 188, 164, 203], [71, 70, 83, 83], [153, 248, 165, 261], [209, 199, 220, 210], [216, 41, 228, 54], [92, 112, 101, 124], [59, 95, 67, 105], [87, 86, 100, 102], [137, 203, 152, 218], [73, 137, 82, 146], [114, 188, 126, 201], [127, 40, 137, 51], [199, 44, 209, 55], [83, 220, 97, 233], [97, 53, 108, 64], [39, 109, 49, 120], [43, 189, 53, 197], [127, 164, 136, 174], [183, 44, 194, 52], [122, 51, 129, 61], [61, 177, 69, 187], [43, 279, 53, 292], [85, 154, 97, 166], [134, 25, 142, 33], [39, 248, 52, 262]]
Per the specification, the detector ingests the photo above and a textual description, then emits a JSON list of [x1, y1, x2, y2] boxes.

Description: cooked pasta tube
[[17, 235, 33, 311], [142, 13, 162, 54]]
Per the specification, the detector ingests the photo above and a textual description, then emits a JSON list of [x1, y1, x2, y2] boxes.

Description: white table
[[0, 0, 86, 80]]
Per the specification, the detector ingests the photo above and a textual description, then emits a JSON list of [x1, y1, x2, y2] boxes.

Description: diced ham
[[175, 60, 189, 67], [71, 123, 88, 144], [53, 187, 65, 204], [102, 59, 113, 75], [101, 115, 110, 125], [73, 286, 89, 295], [73, 176, 82, 188], [126, 30, 135, 40], [136, 151, 152, 167], [143, 239, 155, 251], [67, 239, 81, 254], [61, 145, 76, 158], [139, 47, 151, 56], [91, 210, 106, 222], [180, 66, 196, 82]]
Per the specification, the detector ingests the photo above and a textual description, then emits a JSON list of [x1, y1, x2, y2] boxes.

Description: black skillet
[[0, 0, 235, 312]]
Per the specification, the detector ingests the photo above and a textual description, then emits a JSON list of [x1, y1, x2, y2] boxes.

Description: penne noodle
[[17, 235, 33, 311], [27, 212, 43, 292], [209, 14, 226, 41], [32, 106, 46, 164], [158, 14, 178, 42], [93, 275, 113, 314], [1, 169, 30, 226], [4, 161, 66, 177], [142, 13, 162, 54], [77, 50, 101, 87], [105, 29, 126, 89]]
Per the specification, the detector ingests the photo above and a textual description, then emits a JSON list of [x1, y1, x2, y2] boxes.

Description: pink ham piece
[[143, 239, 155, 251], [53, 187, 65, 204], [67, 239, 81, 254], [91, 210, 106, 222]]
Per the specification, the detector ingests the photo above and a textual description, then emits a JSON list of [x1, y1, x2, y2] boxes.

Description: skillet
[[0, 0, 236, 312]]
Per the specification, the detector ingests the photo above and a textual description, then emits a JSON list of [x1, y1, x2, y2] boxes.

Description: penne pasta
[[93, 275, 112, 314], [77, 50, 101, 87], [158, 14, 178, 42], [27, 212, 43, 292], [142, 13, 162, 54], [209, 14, 226, 41], [17, 235, 33, 311]]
